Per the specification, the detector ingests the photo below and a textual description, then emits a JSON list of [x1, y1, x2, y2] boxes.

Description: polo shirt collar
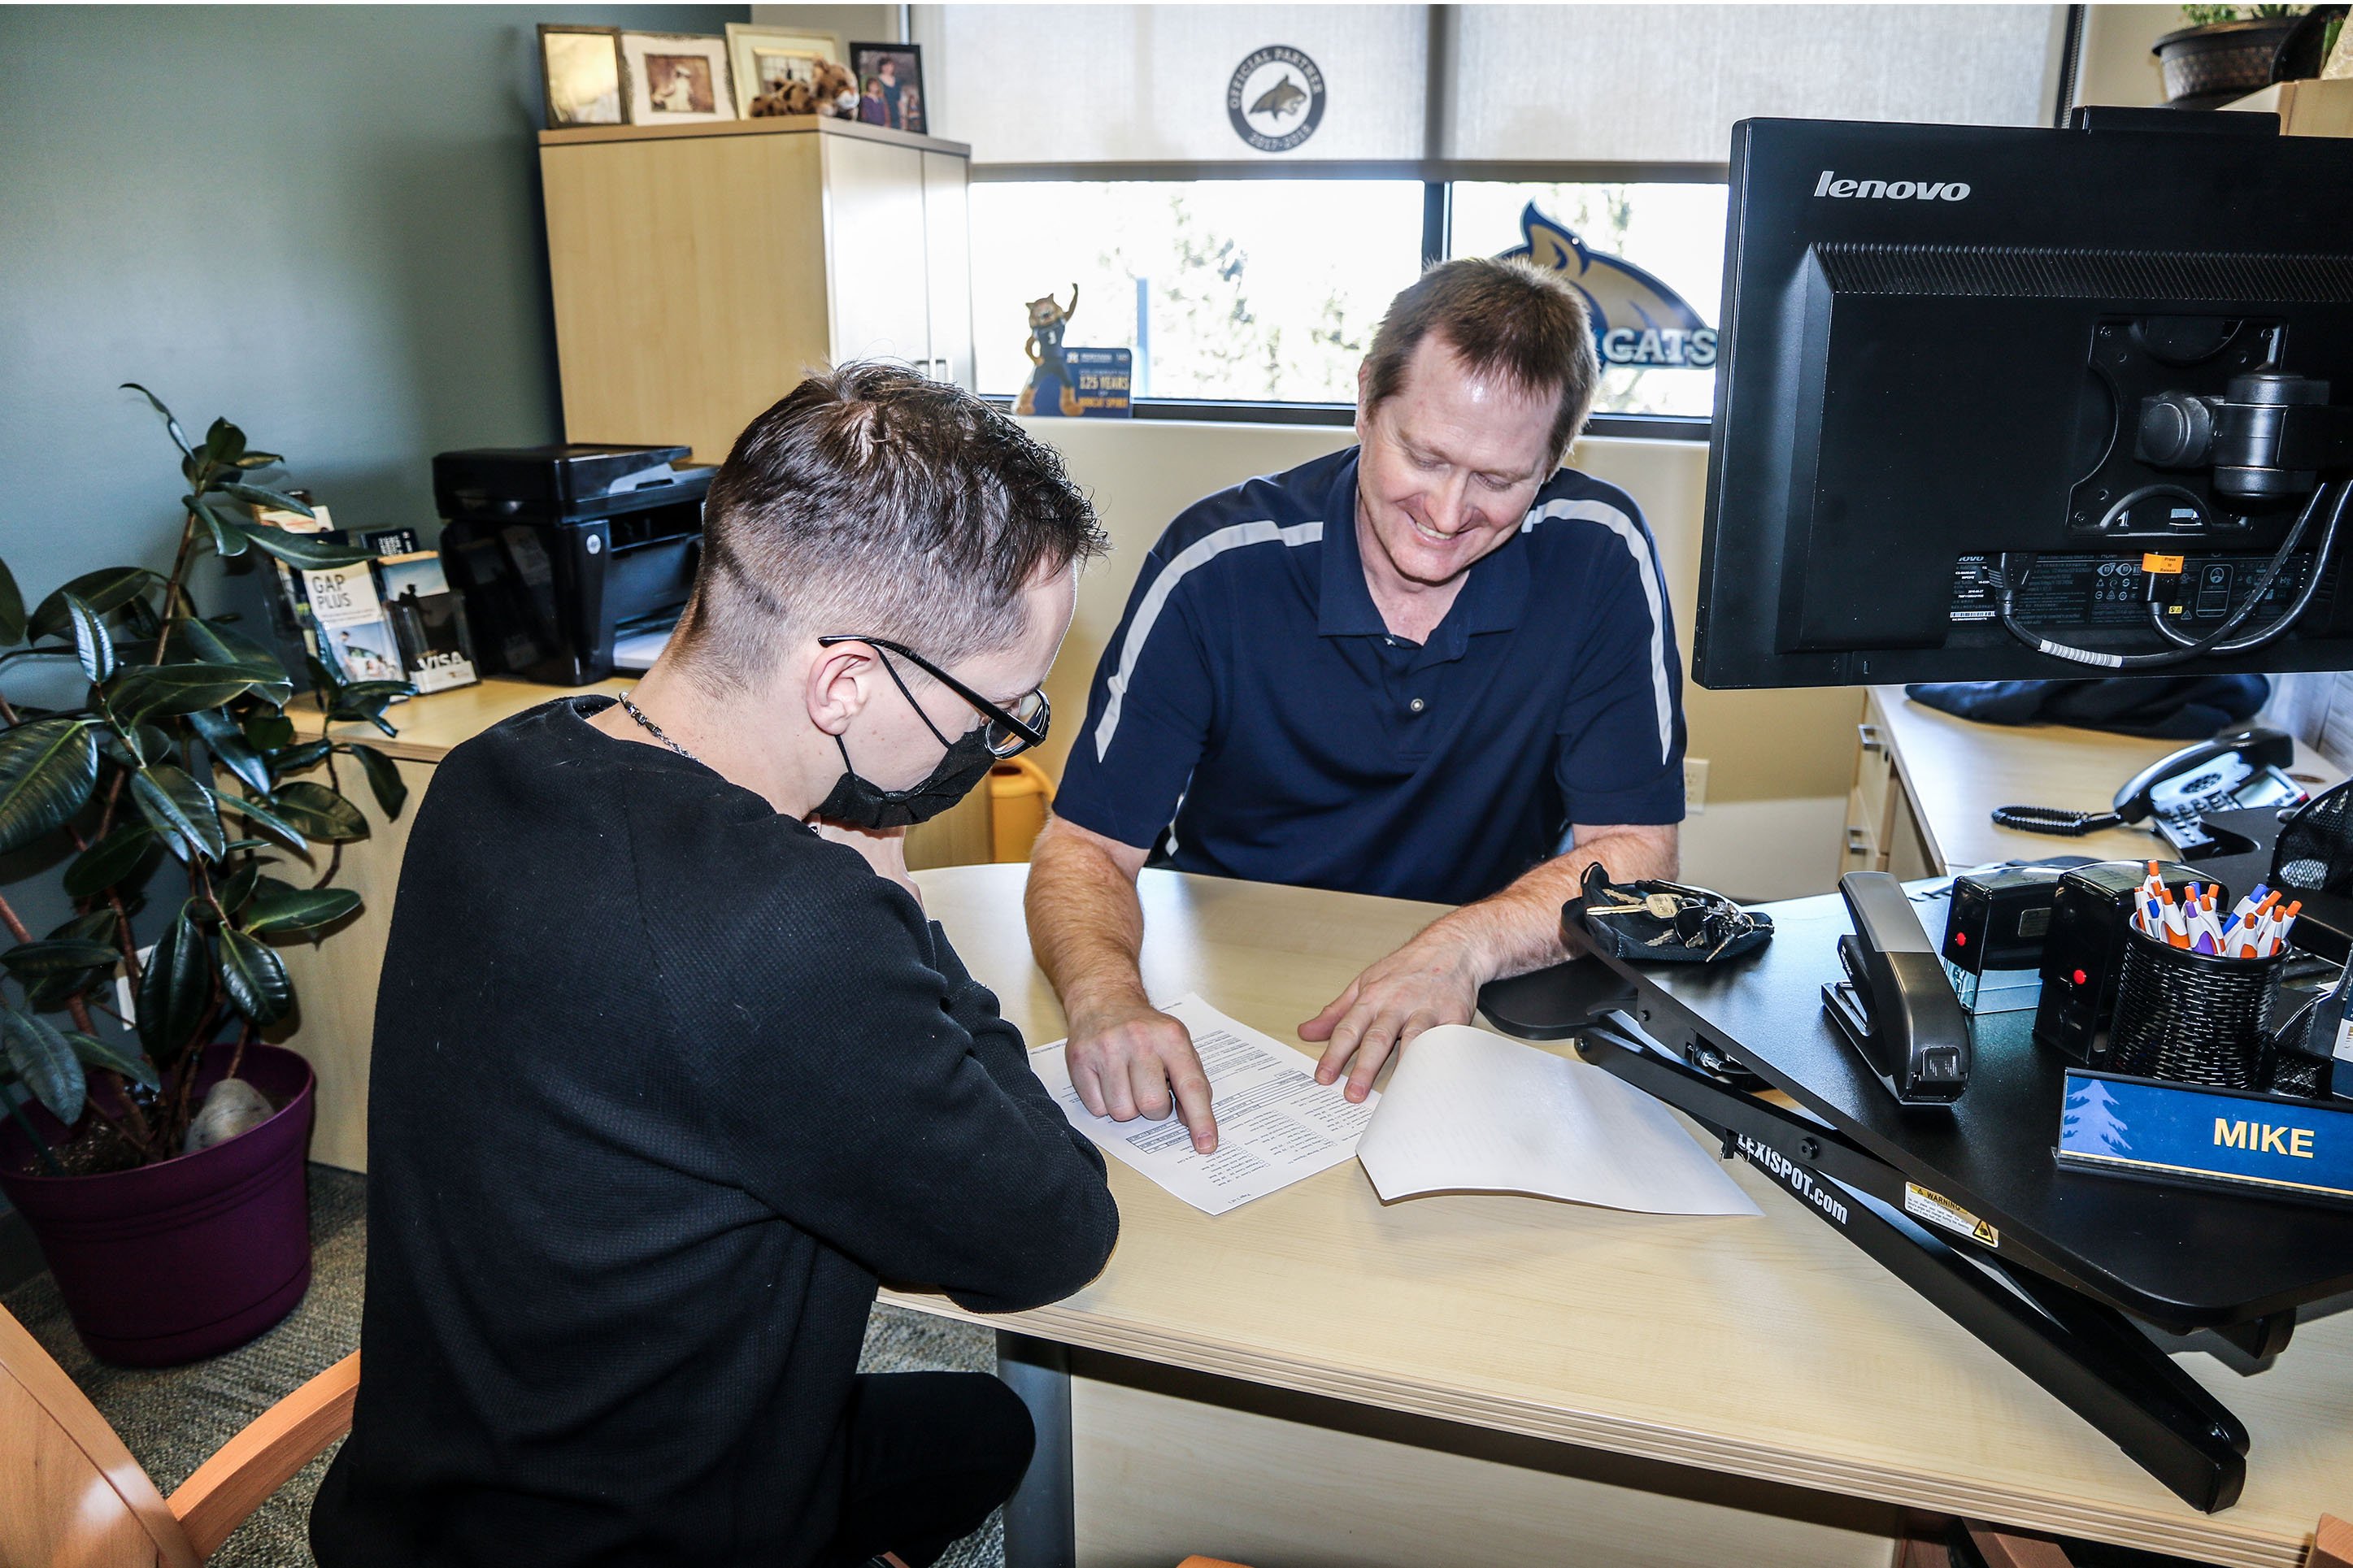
[[1317, 450, 1533, 654]]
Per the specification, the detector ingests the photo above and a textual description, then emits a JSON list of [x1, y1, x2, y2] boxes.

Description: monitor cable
[[1985, 478, 2345, 671]]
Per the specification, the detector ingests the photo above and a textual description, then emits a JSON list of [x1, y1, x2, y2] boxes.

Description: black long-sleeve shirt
[[310, 697, 1117, 1566]]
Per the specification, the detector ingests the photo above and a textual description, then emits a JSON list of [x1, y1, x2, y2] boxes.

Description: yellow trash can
[[987, 756, 1054, 862]]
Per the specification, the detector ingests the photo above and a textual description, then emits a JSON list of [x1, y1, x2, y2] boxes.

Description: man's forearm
[[1024, 820, 1153, 1022], [1428, 825, 1680, 984]]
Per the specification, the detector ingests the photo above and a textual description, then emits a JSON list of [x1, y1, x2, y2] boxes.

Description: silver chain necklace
[[618, 691, 698, 762]]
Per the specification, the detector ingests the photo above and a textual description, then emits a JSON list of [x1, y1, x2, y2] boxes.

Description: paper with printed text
[[1029, 994, 1375, 1216]]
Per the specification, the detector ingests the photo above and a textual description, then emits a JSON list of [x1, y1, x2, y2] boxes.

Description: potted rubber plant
[[0, 384, 413, 1366]]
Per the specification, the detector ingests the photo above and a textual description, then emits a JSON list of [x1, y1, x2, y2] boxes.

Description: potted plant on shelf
[[2154, 4, 2347, 107], [0, 384, 413, 1366]]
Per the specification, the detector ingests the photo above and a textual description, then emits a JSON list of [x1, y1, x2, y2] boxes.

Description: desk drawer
[[1843, 782, 1890, 875], [1853, 713, 1896, 845]]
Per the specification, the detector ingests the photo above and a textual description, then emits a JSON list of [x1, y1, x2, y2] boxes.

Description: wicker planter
[[2154, 13, 2343, 108]]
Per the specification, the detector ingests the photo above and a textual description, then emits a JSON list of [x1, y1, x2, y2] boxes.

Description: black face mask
[[813, 727, 997, 829]]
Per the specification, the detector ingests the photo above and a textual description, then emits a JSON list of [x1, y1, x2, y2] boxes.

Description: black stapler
[[1822, 872, 1971, 1106]]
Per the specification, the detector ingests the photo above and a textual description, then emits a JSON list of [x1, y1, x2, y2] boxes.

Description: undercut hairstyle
[[1360, 258, 1601, 463], [680, 362, 1107, 688]]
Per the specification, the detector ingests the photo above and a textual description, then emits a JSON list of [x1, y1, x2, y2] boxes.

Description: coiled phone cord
[[1989, 802, 2124, 836]]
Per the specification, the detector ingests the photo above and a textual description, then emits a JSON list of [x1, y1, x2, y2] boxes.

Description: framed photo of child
[[620, 32, 736, 126], [846, 41, 925, 134]]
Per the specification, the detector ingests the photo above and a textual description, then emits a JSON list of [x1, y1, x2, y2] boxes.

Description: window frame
[[968, 161, 1726, 440]]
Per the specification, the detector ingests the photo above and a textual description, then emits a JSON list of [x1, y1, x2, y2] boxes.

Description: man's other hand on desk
[[1299, 823, 1681, 1101]]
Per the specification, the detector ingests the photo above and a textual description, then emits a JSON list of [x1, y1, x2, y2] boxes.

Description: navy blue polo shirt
[[1053, 446, 1687, 907]]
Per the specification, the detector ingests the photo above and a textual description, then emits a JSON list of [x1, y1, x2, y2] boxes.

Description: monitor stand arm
[[1568, 1007, 2252, 1513]]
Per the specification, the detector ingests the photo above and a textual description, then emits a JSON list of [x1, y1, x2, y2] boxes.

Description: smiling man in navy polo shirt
[[1026, 257, 1686, 1153]]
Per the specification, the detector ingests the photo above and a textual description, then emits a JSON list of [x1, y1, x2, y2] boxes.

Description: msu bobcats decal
[[1500, 203, 1716, 370]]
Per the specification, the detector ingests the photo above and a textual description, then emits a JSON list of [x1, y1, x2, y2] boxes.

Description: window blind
[[911, 4, 1430, 167], [1442, 5, 2066, 166]]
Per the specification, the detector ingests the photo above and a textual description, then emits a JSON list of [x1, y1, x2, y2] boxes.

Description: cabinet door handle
[[1846, 826, 1871, 853], [1857, 723, 1884, 754]]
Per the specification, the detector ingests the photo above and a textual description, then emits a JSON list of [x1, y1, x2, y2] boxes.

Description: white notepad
[[1354, 1023, 1760, 1217], [1030, 997, 1757, 1219]]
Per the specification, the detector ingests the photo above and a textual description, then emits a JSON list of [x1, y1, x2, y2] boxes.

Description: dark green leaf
[[106, 663, 260, 724], [237, 524, 372, 570], [267, 781, 368, 843], [194, 497, 252, 559], [178, 616, 285, 677], [131, 762, 226, 861], [0, 717, 98, 857], [136, 903, 211, 1062], [2, 1006, 86, 1123], [304, 654, 340, 697], [122, 382, 193, 458], [340, 743, 408, 819], [28, 567, 162, 641], [242, 712, 295, 751], [266, 739, 332, 777], [187, 710, 272, 797], [61, 593, 115, 684], [0, 939, 121, 975], [216, 927, 290, 1025], [232, 450, 284, 471], [202, 417, 247, 467], [99, 723, 172, 771], [220, 482, 313, 519], [225, 792, 307, 850], [63, 823, 157, 898], [0, 556, 24, 645], [220, 837, 272, 853], [66, 1031, 159, 1092], [24, 911, 119, 1011], [242, 885, 360, 936], [217, 857, 263, 914]]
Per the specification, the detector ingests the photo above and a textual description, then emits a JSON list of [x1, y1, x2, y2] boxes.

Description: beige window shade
[[912, 4, 1429, 167], [1443, 5, 2065, 166]]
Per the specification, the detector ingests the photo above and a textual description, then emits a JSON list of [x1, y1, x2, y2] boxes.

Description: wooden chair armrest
[[2311, 1514, 2353, 1568], [167, 1351, 359, 1558]]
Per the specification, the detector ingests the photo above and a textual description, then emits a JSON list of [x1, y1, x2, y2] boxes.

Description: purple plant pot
[[0, 1045, 315, 1366]]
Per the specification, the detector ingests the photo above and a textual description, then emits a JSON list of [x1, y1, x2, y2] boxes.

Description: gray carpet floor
[[3, 1163, 1004, 1567]]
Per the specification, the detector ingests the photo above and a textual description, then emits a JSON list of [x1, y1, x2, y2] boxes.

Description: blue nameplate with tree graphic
[[2056, 1070, 2353, 1208]]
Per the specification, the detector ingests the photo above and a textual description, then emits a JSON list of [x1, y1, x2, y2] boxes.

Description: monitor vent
[[1814, 244, 2353, 302]]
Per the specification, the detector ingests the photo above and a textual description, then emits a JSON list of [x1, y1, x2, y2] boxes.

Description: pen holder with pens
[[2107, 926, 2285, 1091]]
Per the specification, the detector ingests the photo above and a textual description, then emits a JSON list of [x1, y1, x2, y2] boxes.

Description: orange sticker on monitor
[[2142, 553, 2186, 575]]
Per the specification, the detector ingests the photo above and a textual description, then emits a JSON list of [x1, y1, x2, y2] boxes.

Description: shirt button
[[1408, 697, 1426, 714]]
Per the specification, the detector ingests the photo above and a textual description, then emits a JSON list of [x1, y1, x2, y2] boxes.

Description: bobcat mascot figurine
[[1015, 284, 1084, 417], [749, 57, 859, 118]]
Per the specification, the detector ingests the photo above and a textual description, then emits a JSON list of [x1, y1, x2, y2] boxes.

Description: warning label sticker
[[1904, 1182, 1999, 1249]]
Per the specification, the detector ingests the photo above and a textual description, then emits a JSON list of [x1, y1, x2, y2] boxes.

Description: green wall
[[0, 2, 742, 606], [0, 5, 741, 1101]]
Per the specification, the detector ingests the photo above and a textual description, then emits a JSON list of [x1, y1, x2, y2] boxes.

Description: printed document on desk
[[1029, 994, 1375, 1216], [1355, 1025, 1760, 1217]]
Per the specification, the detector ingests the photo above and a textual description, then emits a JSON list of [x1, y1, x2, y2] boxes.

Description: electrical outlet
[[1684, 757, 1708, 814]]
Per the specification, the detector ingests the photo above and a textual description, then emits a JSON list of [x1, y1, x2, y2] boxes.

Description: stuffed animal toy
[[750, 58, 859, 119]]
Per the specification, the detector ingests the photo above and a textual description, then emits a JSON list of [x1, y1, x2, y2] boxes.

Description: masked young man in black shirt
[[311, 365, 1120, 1567]]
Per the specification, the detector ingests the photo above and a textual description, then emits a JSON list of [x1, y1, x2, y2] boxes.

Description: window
[[971, 180, 1426, 404], [1447, 181, 1730, 419]]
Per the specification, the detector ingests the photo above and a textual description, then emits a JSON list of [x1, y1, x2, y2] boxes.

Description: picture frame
[[538, 24, 627, 129], [620, 32, 736, 127], [725, 23, 841, 119], [847, 41, 926, 135]]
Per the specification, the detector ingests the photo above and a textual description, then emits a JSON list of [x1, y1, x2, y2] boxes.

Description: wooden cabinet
[[538, 117, 976, 466]]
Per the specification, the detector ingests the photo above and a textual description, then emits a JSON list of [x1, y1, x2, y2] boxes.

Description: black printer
[[433, 444, 713, 686]]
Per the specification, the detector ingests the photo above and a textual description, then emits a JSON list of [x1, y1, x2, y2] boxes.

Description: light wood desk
[[1855, 685, 2342, 877], [892, 862, 2353, 1568]]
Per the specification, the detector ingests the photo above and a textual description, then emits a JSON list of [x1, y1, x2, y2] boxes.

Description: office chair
[[0, 1301, 359, 1566]]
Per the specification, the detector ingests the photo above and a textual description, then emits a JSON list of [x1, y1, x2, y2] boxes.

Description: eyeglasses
[[816, 635, 1050, 760]]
